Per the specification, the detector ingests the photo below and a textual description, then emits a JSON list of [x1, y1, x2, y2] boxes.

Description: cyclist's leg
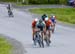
[[52, 23, 54, 33], [32, 28, 38, 46], [43, 27, 46, 40], [41, 31, 44, 47], [43, 26, 47, 40], [44, 26, 51, 46], [32, 28, 36, 40], [48, 26, 52, 43], [39, 27, 45, 47], [52, 22, 56, 33], [44, 26, 48, 41], [40, 29, 44, 40]]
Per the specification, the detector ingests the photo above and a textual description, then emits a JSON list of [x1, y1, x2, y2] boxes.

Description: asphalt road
[[0, 4, 75, 54]]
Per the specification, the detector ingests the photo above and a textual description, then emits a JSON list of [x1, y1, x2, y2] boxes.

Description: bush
[[29, 0, 48, 4], [28, 0, 68, 4], [0, 0, 68, 5], [0, 0, 22, 2], [59, 0, 68, 5]]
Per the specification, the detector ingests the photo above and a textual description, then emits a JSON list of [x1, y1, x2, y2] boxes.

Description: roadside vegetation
[[0, 0, 68, 5], [29, 8, 75, 24], [0, 36, 12, 54]]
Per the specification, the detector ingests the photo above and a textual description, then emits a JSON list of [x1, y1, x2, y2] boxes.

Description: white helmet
[[34, 18, 38, 22], [45, 17, 49, 21], [53, 15, 55, 18]]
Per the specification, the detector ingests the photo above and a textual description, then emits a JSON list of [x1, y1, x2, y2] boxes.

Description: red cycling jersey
[[32, 20, 36, 28], [45, 19, 52, 27]]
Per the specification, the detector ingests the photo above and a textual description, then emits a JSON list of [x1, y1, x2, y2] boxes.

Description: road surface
[[0, 4, 75, 54]]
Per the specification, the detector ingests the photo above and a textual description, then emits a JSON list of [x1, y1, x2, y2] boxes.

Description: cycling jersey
[[50, 16, 56, 23], [32, 20, 37, 28], [36, 21, 45, 31], [45, 19, 52, 30], [45, 20, 52, 27]]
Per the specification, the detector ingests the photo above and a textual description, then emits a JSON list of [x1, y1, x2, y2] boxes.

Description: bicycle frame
[[34, 30, 44, 48]]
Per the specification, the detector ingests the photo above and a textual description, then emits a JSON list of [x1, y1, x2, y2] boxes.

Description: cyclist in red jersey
[[44, 17, 53, 43], [32, 18, 39, 40]]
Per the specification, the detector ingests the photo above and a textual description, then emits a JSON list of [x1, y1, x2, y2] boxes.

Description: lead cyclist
[[36, 19, 46, 39]]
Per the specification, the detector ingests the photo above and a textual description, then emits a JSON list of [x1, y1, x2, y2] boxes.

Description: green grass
[[29, 8, 75, 24], [0, 37, 12, 54]]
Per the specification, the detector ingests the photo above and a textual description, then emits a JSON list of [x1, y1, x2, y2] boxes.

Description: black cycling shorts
[[46, 26, 51, 30], [37, 25, 43, 31]]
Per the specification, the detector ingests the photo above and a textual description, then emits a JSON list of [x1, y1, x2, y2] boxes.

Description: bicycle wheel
[[52, 24, 55, 33], [40, 35, 44, 48], [37, 32, 44, 48], [45, 38, 50, 46], [37, 40, 41, 47], [45, 31, 50, 46]]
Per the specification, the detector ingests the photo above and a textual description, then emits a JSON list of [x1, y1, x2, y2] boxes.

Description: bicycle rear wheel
[[45, 38, 50, 46]]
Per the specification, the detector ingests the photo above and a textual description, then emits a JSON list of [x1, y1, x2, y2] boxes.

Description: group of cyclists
[[7, 3, 56, 47], [32, 14, 56, 47]]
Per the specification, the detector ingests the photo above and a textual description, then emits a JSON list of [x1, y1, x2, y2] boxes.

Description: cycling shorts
[[46, 26, 52, 30], [37, 25, 44, 31]]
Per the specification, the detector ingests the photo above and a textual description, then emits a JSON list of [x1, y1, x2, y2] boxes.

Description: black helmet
[[43, 14, 46, 16]]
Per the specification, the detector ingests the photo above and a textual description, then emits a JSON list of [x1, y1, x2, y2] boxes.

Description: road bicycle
[[34, 30, 44, 48]]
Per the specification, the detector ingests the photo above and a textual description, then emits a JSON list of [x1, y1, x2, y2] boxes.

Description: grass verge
[[29, 8, 75, 24], [0, 36, 12, 54]]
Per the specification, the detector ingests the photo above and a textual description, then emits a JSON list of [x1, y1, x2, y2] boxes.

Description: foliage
[[0, 37, 12, 54], [0, 0, 68, 5]]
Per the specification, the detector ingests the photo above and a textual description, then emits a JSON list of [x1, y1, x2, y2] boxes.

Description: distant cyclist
[[44, 17, 53, 43], [7, 3, 13, 17], [50, 14, 56, 33]]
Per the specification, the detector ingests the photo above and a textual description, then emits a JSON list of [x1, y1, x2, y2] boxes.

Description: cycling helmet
[[45, 17, 49, 21], [43, 14, 46, 16], [34, 18, 38, 22]]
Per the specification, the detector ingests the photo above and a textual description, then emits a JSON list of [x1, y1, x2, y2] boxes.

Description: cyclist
[[36, 19, 46, 41], [7, 3, 12, 12], [44, 17, 53, 43], [7, 3, 13, 17], [41, 14, 48, 21], [32, 18, 39, 41], [50, 15, 56, 33], [50, 15, 56, 23]]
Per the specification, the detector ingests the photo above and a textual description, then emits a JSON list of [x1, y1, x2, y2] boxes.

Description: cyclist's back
[[45, 19, 52, 27], [32, 20, 37, 28], [36, 19, 45, 31]]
